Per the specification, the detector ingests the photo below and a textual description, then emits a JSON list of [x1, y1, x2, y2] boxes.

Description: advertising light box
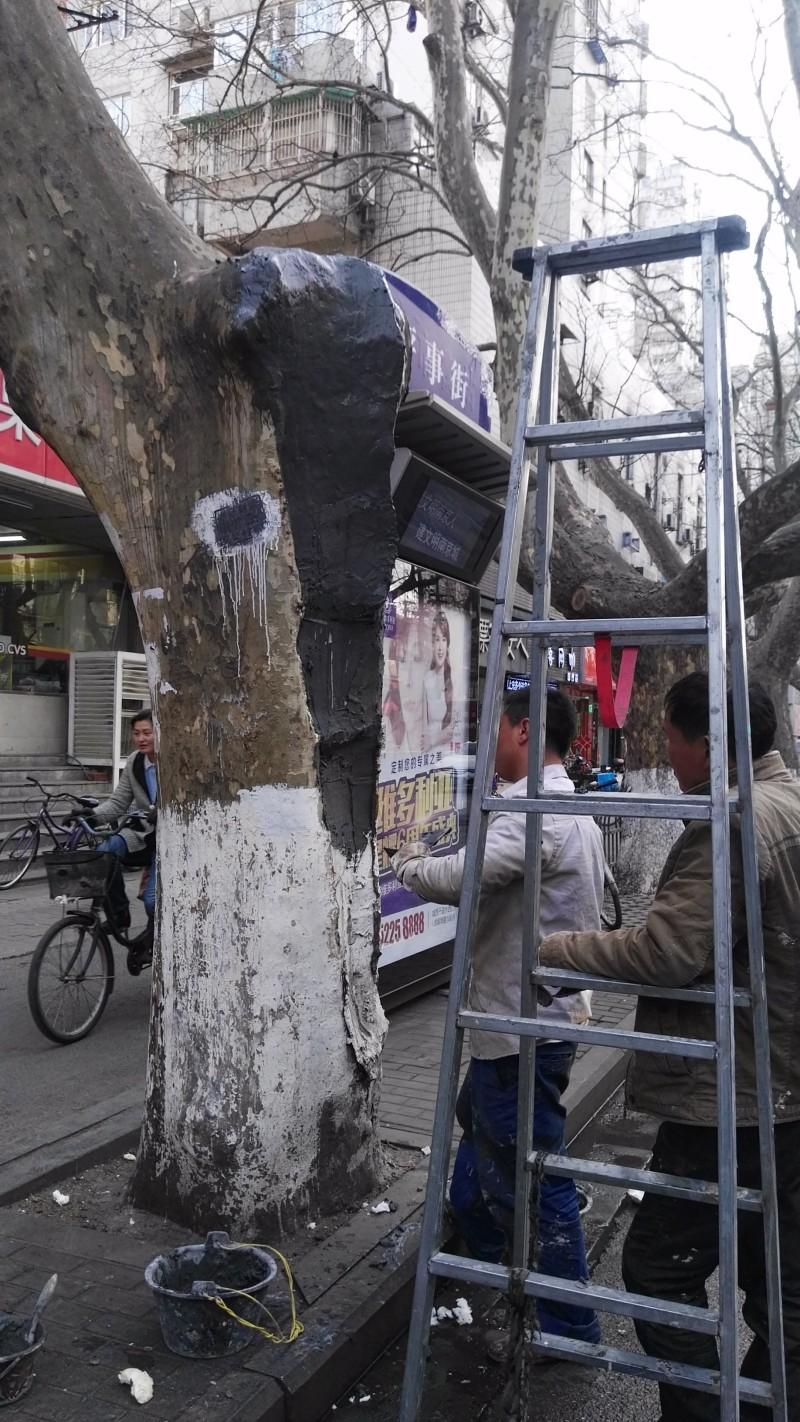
[[391, 449, 503, 586]]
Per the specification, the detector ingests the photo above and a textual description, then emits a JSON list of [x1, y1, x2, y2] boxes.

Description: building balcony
[[166, 89, 370, 251]]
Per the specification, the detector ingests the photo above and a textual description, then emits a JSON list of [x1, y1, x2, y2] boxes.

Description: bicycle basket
[[43, 849, 110, 900]]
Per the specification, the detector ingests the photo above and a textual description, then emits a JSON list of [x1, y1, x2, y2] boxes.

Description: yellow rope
[[213, 1242, 304, 1345]]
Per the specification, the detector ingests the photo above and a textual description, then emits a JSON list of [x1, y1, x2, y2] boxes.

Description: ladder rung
[[549, 431, 706, 461], [482, 793, 714, 822], [512, 215, 749, 279], [502, 615, 708, 645], [457, 1011, 717, 1060], [526, 1153, 763, 1212], [533, 967, 752, 1009], [506, 1332, 773, 1406], [525, 409, 704, 448], [429, 1252, 719, 1334]]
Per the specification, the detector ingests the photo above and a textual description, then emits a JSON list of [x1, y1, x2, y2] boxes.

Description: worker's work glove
[[391, 840, 430, 884]]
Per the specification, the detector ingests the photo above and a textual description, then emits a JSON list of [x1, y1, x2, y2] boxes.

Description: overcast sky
[[642, 0, 796, 363]]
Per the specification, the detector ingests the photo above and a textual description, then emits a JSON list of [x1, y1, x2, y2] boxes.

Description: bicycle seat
[[77, 796, 100, 808]]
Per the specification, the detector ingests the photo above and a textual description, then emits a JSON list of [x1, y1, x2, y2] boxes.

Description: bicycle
[[0, 776, 102, 890], [27, 815, 154, 1044], [601, 861, 622, 930]]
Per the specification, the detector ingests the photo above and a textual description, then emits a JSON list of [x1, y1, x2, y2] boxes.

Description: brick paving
[[0, 1215, 270, 1421]]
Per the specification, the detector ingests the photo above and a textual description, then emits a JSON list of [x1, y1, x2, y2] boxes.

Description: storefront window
[[0, 545, 126, 696]]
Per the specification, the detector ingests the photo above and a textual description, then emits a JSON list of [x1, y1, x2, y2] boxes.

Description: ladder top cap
[[513, 215, 750, 280]]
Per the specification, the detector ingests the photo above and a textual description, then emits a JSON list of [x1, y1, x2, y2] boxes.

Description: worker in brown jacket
[[539, 673, 800, 1422]]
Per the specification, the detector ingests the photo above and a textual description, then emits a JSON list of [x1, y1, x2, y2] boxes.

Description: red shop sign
[[0, 371, 79, 491]]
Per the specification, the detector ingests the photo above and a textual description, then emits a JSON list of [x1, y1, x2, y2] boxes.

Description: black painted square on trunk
[[213, 493, 268, 551]]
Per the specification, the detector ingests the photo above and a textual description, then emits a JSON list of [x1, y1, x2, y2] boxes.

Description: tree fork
[[0, 0, 406, 1232]]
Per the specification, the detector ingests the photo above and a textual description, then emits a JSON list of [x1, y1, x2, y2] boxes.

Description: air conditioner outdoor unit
[[68, 653, 150, 784], [463, 1, 485, 38]]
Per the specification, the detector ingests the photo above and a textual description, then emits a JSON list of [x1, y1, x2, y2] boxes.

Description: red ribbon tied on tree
[[595, 633, 639, 729]]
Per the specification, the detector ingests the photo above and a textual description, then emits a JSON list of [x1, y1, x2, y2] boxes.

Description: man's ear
[[518, 717, 530, 743]]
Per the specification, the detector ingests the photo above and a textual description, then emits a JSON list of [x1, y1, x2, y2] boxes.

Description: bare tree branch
[[422, 0, 496, 278]]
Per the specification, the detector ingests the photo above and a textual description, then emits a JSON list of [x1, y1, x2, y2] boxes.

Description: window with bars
[[178, 105, 268, 178], [270, 90, 362, 167]]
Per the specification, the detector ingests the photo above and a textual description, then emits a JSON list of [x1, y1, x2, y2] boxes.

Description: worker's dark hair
[[131, 708, 153, 729], [503, 687, 577, 758], [664, 672, 776, 760]]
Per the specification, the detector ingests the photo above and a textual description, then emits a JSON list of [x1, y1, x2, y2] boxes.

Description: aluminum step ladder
[[398, 215, 787, 1421]]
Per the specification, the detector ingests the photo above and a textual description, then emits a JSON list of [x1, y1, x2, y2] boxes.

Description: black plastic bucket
[[144, 1231, 278, 1358], [0, 1320, 44, 1407]]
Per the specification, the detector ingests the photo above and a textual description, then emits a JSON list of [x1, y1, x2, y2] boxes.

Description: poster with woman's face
[[377, 568, 476, 966]]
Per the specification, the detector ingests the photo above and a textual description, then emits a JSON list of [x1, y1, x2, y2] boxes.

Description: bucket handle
[[215, 1243, 304, 1345]]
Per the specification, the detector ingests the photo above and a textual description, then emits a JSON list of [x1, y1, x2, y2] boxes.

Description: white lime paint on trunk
[[151, 784, 387, 1227], [616, 767, 682, 896], [334, 838, 388, 1080], [191, 489, 281, 672]]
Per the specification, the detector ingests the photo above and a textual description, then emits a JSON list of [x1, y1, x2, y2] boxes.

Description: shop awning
[[0, 470, 111, 551], [395, 392, 511, 501]]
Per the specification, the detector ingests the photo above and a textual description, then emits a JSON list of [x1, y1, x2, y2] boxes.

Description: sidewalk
[[0, 892, 649, 1421]]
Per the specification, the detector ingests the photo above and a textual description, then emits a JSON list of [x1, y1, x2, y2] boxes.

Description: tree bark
[[0, 0, 406, 1233], [423, 0, 497, 280], [490, 0, 564, 435], [750, 577, 800, 768]]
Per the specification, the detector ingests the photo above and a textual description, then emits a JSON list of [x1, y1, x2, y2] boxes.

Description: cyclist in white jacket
[[392, 688, 605, 1357]]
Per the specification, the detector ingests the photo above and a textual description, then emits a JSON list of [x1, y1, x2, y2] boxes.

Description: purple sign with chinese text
[[384, 271, 491, 431]]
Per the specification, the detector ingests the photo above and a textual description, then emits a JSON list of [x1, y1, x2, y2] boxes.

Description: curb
[[0, 1031, 632, 1422], [0, 1092, 142, 1207]]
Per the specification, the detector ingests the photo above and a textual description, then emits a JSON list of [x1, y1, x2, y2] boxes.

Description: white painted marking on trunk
[[334, 837, 387, 1080], [159, 681, 177, 696], [191, 489, 280, 673], [143, 643, 161, 741], [150, 784, 385, 1226]]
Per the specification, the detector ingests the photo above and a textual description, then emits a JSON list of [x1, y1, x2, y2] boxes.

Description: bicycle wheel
[[601, 868, 622, 930], [28, 914, 114, 1043], [0, 822, 40, 890]]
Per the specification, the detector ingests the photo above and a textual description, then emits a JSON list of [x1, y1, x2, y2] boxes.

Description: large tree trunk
[[0, 1, 405, 1233]]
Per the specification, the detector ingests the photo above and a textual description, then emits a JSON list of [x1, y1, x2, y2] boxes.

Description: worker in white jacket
[[392, 688, 605, 1357]]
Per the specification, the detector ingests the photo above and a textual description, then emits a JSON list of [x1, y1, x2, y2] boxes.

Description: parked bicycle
[[0, 777, 103, 891], [27, 816, 153, 1044], [601, 861, 622, 930]]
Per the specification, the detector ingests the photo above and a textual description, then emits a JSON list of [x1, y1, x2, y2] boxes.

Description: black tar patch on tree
[[213, 492, 269, 551], [229, 248, 405, 857]]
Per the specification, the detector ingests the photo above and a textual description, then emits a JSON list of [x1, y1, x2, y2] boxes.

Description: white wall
[[0, 694, 67, 755]]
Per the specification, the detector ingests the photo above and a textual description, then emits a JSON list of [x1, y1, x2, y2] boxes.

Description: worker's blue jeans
[[449, 1045, 601, 1342]]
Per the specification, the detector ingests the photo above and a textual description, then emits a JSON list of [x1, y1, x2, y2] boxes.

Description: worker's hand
[[538, 933, 569, 966], [391, 840, 430, 883]]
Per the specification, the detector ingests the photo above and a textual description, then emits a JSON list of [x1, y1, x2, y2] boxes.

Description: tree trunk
[[0, 1, 406, 1233], [750, 577, 800, 769]]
